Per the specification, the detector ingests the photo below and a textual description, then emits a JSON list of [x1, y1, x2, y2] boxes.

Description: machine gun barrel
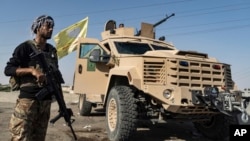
[[153, 13, 175, 28], [135, 12, 175, 36]]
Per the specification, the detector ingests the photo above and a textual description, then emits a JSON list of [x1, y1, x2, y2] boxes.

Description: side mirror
[[89, 49, 110, 63], [89, 49, 101, 62]]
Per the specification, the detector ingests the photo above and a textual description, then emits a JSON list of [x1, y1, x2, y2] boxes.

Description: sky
[[0, 0, 249, 90]]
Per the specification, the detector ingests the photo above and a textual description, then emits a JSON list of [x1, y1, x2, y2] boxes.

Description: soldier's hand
[[31, 69, 46, 83]]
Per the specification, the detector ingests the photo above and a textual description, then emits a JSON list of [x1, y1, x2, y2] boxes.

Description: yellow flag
[[53, 17, 88, 59]]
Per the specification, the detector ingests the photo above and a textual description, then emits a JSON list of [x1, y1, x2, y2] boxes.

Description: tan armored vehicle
[[73, 14, 250, 140]]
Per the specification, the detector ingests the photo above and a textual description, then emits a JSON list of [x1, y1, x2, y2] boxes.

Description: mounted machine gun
[[135, 13, 175, 38]]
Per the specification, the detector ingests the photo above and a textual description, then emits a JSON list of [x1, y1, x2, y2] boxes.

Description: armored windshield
[[114, 42, 152, 54], [114, 42, 174, 54]]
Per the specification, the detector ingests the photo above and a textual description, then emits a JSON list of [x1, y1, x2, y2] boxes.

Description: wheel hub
[[108, 98, 118, 131]]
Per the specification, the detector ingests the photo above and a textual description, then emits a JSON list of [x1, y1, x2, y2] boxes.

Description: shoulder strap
[[25, 40, 40, 54], [26, 40, 56, 53]]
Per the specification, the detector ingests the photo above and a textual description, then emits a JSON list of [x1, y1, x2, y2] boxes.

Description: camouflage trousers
[[9, 98, 51, 141]]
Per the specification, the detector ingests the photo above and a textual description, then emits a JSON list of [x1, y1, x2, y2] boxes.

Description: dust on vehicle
[[72, 13, 250, 141]]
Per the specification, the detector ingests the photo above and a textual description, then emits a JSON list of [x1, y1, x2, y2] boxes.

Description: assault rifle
[[31, 51, 77, 141]]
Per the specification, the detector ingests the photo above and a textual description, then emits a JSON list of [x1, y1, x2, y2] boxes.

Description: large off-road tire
[[106, 86, 137, 141], [78, 94, 92, 116], [193, 114, 236, 140]]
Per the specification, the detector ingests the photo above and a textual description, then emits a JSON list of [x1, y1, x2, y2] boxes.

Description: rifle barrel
[[33, 52, 78, 141]]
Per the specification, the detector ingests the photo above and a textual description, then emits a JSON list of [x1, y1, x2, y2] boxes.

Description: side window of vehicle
[[79, 43, 107, 58], [79, 44, 94, 58]]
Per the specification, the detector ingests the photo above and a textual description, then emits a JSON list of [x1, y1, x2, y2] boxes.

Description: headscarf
[[31, 15, 54, 34]]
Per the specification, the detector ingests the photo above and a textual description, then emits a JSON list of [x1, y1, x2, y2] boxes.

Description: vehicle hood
[[143, 50, 218, 62]]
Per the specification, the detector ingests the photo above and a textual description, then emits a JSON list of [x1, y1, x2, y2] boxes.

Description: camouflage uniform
[[5, 40, 58, 140], [9, 99, 51, 141], [4, 15, 58, 141]]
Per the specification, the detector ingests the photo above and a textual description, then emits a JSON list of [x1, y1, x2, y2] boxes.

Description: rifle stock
[[31, 52, 77, 141]]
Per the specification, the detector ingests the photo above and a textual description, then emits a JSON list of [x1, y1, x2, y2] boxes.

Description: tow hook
[[192, 86, 250, 123], [241, 112, 249, 123]]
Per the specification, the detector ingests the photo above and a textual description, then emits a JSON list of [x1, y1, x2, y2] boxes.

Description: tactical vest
[[19, 40, 59, 88]]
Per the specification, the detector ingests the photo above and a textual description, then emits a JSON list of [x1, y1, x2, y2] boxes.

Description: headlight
[[163, 89, 172, 99]]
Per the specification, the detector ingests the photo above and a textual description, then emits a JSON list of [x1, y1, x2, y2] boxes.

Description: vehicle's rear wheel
[[106, 86, 137, 141], [193, 114, 236, 140], [78, 94, 92, 116]]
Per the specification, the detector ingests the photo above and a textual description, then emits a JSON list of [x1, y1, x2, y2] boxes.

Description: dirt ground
[[0, 91, 220, 141]]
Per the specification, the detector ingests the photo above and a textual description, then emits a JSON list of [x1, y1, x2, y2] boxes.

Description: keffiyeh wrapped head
[[31, 15, 54, 34]]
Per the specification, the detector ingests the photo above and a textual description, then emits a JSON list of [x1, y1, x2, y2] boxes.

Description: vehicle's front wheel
[[78, 94, 92, 116], [106, 86, 137, 141]]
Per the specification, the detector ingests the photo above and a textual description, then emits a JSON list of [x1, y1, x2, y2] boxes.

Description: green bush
[[0, 85, 11, 92]]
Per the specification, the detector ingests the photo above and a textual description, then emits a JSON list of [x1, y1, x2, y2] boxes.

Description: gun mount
[[135, 13, 175, 38]]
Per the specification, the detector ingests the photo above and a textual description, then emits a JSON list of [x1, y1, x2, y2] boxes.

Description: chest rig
[[20, 40, 58, 88]]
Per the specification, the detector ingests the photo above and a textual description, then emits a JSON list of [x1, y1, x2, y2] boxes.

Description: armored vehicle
[[73, 14, 250, 140]]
